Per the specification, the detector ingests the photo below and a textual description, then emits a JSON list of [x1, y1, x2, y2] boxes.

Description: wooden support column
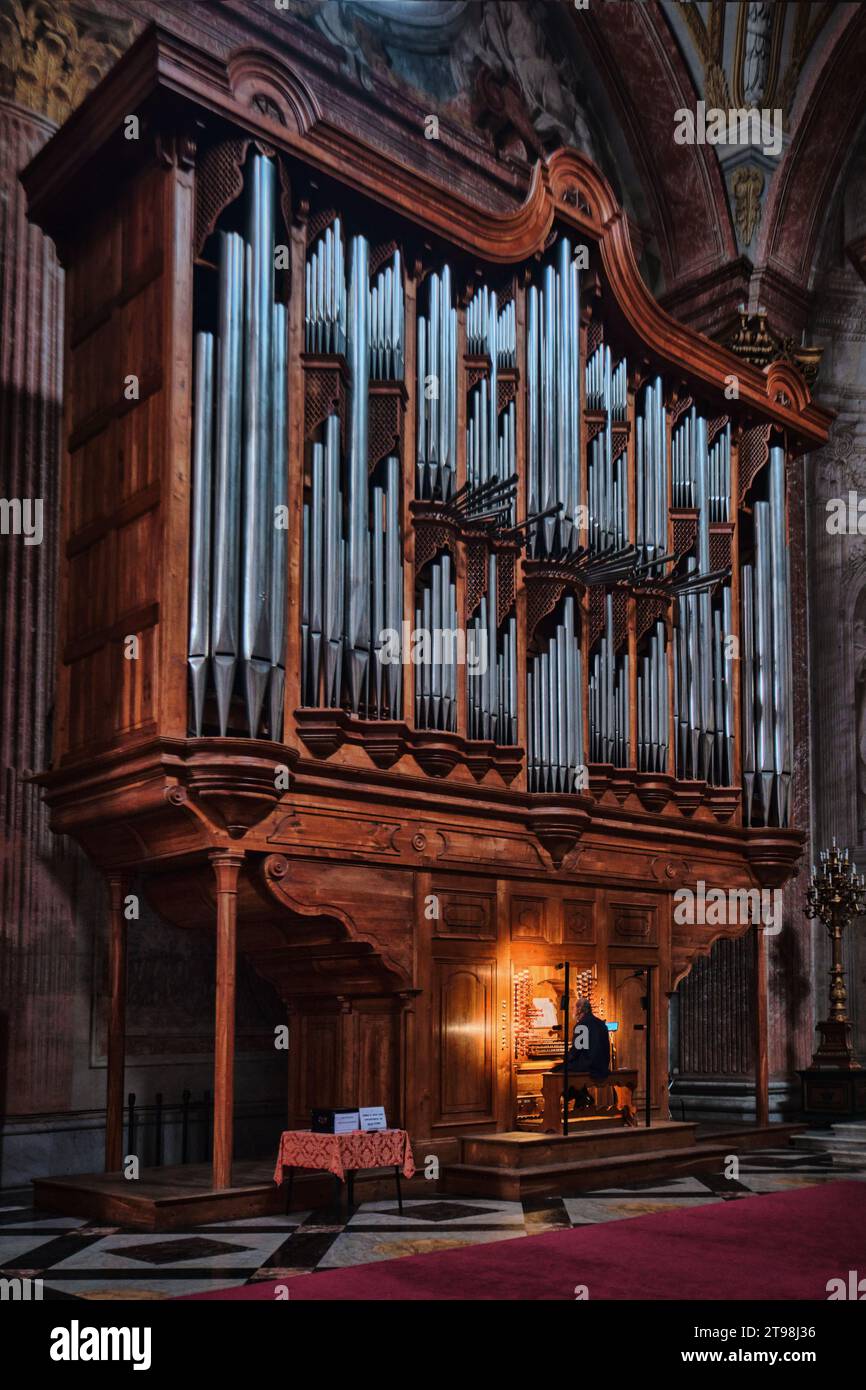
[[105, 873, 128, 1172], [396, 990, 419, 1134], [753, 923, 769, 1127], [210, 849, 245, 1189]]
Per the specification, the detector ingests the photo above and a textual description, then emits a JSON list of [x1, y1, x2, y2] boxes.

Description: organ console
[[23, 24, 832, 1193]]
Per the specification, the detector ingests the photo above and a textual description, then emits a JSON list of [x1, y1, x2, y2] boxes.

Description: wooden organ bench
[[542, 1069, 639, 1132]]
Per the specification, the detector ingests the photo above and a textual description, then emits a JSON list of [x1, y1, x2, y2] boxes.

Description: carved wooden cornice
[[37, 735, 807, 901]]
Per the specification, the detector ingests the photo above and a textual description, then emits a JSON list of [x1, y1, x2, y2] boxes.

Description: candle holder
[[804, 838, 865, 1069]]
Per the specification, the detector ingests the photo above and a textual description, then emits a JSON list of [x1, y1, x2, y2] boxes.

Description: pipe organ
[[184, 150, 803, 829], [29, 27, 831, 1171]]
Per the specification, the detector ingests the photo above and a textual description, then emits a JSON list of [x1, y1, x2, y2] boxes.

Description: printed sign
[[359, 1106, 387, 1132]]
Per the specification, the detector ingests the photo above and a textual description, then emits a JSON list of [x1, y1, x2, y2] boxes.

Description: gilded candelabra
[[805, 839, 866, 1068]]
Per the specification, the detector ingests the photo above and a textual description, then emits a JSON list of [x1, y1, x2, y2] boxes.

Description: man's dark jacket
[[551, 1009, 610, 1080]]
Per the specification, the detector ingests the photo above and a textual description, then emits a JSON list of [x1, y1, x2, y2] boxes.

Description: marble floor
[[3, 1147, 864, 1300]]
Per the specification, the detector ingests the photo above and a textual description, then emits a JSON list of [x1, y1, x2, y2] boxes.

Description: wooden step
[[443, 1141, 730, 1201], [694, 1122, 806, 1151], [460, 1120, 696, 1170]]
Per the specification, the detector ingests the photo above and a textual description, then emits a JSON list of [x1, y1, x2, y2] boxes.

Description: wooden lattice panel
[[497, 373, 517, 415], [738, 423, 772, 504], [307, 207, 338, 246], [414, 521, 454, 573], [586, 415, 606, 445], [370, 239, 398, 278], [587, 320, 603, 357], [194, 138, 250, 258], [277, 159, 292, 257], [466, 360, 488, 391], [368, 383, 405, 472], [613, 588, 629, 651], [636, 594, 669, 645], [709, 525, 734, 576], [303, 358, 347, 443], [466, 541, 487, 617], [612, 427, 628, 461], [588, 584, 605, 647], [587, 588, 628, 650], [670, 395, 694, 427], [497, 549, 517, 621], [671, 510, 698, 558], [526, 578, 565, 642], [707, 414, 730, 449]]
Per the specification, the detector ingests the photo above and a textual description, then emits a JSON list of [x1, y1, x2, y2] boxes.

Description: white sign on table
[[333, 1110, 361, 1134], [359, 1106, 387, 1132]]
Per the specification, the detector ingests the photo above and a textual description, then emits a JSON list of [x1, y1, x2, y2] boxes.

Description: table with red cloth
[[274, 1128, 415, 1213]]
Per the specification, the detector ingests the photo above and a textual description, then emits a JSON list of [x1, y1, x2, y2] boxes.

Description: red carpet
[[183, 1180, 866, 1301]]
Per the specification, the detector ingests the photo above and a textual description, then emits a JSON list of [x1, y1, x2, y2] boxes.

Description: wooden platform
[[32, 1159, 425, 1232], [32, 1123, 808, 1227], [442, 1121, 806, 1201]]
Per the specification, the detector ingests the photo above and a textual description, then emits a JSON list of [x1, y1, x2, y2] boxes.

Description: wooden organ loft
[[24, 26, 831, 1205]]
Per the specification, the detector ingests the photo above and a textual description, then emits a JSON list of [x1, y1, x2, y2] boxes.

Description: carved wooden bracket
[[527, 798, 593, 869]]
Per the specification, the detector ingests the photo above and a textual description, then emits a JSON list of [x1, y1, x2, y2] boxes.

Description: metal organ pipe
[[741, 563, 756, 821], [303, 226, 405, 719], [635, 378, 667, 567], [526, 596, 582, 790], [466, 289, 517, 515], [586, 342, 628, 554], [369, 250, 404, 380], [269, 301, 288, 738], [669, 410, 735, 789], [526, 238, 581, 557], [739, 448, 792, 826], [323, 416, 343, 707], [466, 556, 518, 747], [241, 153, 277, 738], [708, 424, 731, 522], [346, 234, 371, 714], [769, 447, 792, 825], [695, 414, 714, 780], [187, 157, 290, 741], [210, 231, 243, 737], [188, 331, 214, 737], [417, 268, 457, 501], [637, 621, 668, 773], [384, 455, 403, 719], [416, 556, 457, 732], [305, 217, 346, 355]]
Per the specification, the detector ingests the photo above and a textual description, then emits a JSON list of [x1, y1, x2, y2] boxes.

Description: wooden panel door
[[432, 957, 496, 1130], [290, 1012, 340, 1125]]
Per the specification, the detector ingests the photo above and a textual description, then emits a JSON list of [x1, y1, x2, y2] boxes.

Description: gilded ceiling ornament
[[732, 163, 764, 246], [0, 0, 134, 126], [679, 0, 829, 123], [703, 60, 731, 115]]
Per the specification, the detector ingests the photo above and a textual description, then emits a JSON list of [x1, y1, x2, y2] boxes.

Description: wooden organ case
[[24, 26, 832, 1187]]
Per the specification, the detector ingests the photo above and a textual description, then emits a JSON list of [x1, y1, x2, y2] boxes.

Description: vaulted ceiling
[[4, 0, 866, 340]]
